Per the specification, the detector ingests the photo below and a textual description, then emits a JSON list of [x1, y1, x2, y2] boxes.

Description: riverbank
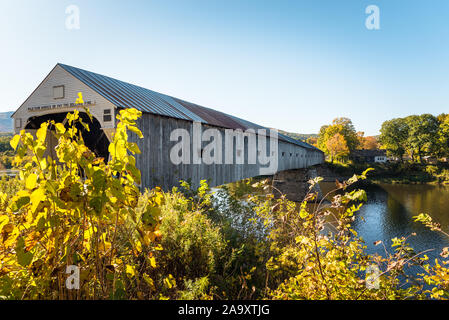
[[320, 162, 449, 185]]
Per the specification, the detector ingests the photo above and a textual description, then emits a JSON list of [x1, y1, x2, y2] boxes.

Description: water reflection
[[322, 182, 449, 261]]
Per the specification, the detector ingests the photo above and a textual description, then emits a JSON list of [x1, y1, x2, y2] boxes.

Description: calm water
[[322, 182, 449, 261]]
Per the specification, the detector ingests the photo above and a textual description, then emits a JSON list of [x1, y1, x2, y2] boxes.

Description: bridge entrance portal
[[25, 112, 110, 161]]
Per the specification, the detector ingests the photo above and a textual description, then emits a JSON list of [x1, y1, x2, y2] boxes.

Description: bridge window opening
[[282, 152, 285, 157], [103, 109, 112, 122], [290, 153, 292, 157], [25, 112, 110, 161], [53, 85, 65, 99]]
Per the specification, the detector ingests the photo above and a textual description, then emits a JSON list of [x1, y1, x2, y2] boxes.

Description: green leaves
[[15, 237, 33, 267]]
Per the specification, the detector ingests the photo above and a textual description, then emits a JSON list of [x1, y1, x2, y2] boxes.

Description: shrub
[[0, 108, 163, 299], [149, 184, 226, 299]]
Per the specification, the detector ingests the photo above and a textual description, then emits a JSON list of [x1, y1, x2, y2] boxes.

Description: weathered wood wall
[[130, 113, 324, 190]]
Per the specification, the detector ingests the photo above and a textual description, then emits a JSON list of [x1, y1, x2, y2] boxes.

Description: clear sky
[[1, 0, 448, 135]]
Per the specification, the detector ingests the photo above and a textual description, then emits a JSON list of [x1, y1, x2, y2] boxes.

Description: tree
[[357, 132, 379, 150], [437, 113, 449, 158], [379, 118, 409, 161], [326, 133, 349, 163], [363, 136, 379, 150], [317, 118, 359, 161], [331, 118, 359, 151], [306, 137, 318, 147], [405, 114, 439, 162]]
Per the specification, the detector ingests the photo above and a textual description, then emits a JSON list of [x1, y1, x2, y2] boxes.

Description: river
[[322, 182, 449, 263]]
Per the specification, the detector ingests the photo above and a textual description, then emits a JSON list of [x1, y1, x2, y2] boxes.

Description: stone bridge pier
[[272, 166, 323, 202]]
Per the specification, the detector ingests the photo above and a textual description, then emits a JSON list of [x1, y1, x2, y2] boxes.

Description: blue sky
[[1, 0, 448, 135]]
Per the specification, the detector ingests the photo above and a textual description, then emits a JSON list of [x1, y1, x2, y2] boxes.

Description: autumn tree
[[357, 132, 379, 150], [306, 137, 318, 147], [325, 133, 349, 163], [317, 117, 359, 161]]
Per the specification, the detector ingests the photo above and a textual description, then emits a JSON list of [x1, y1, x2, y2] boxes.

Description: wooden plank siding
[[129, 113, 324, 191]]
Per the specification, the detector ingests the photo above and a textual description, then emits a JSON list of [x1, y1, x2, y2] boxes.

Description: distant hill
[[0, 112, 13, 132], [278, 130, 318, 142]]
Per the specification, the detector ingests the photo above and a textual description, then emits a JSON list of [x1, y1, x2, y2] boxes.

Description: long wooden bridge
[[12, 64, 324, 190]]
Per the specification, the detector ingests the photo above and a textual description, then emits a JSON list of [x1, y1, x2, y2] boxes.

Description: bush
[[149, 184, 226, 299], [0, 108, 163, 299]]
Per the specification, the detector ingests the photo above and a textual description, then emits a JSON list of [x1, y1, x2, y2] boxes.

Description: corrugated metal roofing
[[58, 63, 320, 151]]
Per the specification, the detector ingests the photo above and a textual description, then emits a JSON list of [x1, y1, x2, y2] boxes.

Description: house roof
[[58, 63, 320, 151]]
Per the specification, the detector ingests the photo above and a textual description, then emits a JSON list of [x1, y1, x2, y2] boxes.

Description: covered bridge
[[12, 63, 324, 190]]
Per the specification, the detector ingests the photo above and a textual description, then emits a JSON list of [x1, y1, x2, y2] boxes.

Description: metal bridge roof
[[59, 63, 320, 151]]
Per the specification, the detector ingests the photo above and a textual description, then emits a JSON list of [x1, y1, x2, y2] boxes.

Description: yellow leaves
[[154, 230, 162, 240], [142, 273, 155, 290], [75, 92, 84, 105], [84, 226, 95, 242], [10, 134, 20, 150], [149, 256, 157, 268], [299, 202, 309, 219], [30, 188, 45, 213], [119, 108, 142, 121], [127, 126, 143, 139], [135, 240, 142, 253], [0, 107, 171, 299], [24, 231, 41, 251], [0, 215, 9, 232], [25, 173, 38, 190], [98, 240, 112, 253], [108, 140, 127, 161], [1, 224, 19, 249], [151, 190, 164, 206], [36, 123, 48, 143], [55, 123, 66, 135], [126, 264, 136, 277], [163, 274, 176, 289]]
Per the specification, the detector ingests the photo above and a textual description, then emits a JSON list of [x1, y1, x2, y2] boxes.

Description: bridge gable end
[[12, 64, 116, 133]]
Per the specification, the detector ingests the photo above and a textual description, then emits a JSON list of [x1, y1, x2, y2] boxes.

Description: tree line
[[379, 114, 449, 162], [314, 114, 449, 163]]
